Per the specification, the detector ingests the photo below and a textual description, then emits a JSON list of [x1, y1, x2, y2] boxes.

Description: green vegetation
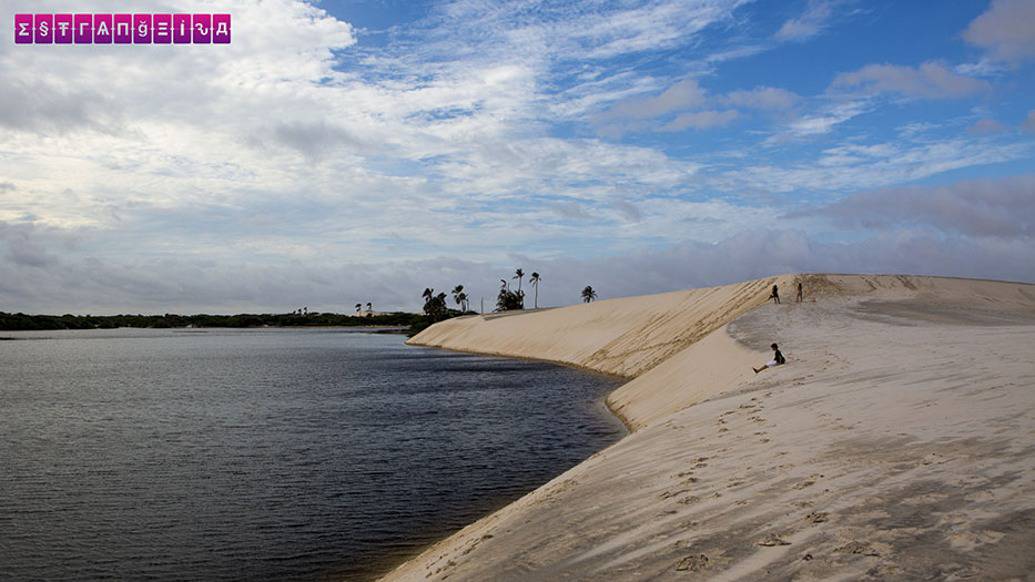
[[0, 311, 424, 332], [451, 285, 469, 312], [1, 271, 564, 335], [529, 271, 541, 308]]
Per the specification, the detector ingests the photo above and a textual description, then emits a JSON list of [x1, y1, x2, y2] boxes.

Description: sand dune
[[385, 274, 1035, 580]]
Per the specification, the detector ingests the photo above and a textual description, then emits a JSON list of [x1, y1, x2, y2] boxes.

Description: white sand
[[384, 274, 1035, 580]]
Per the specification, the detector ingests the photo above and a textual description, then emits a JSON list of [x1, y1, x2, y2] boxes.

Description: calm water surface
[[0, 328, 624, 580]]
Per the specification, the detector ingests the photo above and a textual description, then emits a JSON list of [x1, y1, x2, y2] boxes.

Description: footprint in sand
[[757, 534, 791, 547], [660, 488, 693, 500], [793, 474, 824, 490], [805, 511, 828, 524], [675, 554, 710, 572], [834, 541, 880, 557]]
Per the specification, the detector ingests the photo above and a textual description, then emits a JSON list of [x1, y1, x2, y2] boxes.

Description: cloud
[[722, 138, 1031, 194], [774, 0, 836, 42], [830, 61, 989, 99], [1024, 111, 1035, 133], [597, 81, 795, 135], [723, 87, 799, 110], [967, 118, 1008, 136], [963, 0, 1035, 63], [551, 201, 596, 221], [662, 110, 739, 131], [769, 100, 869, 140], [268, 122, 367, 160], [2, 0, 1033, 314], [0, 221, 72, 268], [6, 217, 1034, 315], [598, 79, 707, 122], [611, 199, 644, 222], [0, 80, 117, 134], [954, 58, 1007, 78], [794, 175, 1035, 239]]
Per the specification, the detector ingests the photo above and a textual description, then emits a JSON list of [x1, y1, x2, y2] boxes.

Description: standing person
[[753, 343, 786, 374], [770, 284, 780, 304], [796, 282, 804, 303]]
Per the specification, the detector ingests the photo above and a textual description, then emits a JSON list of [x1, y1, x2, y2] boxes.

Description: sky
[[1, 0, 1033, 314]]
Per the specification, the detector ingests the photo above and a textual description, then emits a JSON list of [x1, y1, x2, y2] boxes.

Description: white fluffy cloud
[[662, 109, 739, 131], [774, 0, 836, 42], [596, 80, 798, 135], [723, 87, 799, 110], [964, 0, 1035, 63], [830, 61, 989, 99]]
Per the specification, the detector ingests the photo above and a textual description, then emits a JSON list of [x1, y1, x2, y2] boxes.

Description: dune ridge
[[384, 274, 1035, 580]]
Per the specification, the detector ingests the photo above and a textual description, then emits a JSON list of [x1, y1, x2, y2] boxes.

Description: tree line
[[0, 311, 423, 332], [417, 268, 598, 327]]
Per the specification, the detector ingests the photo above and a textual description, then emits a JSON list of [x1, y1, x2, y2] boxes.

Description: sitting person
[[753, 343, 786, 374]]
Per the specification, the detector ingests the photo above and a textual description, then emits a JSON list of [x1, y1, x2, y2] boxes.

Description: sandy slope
[[384, 274, 1035, 581]]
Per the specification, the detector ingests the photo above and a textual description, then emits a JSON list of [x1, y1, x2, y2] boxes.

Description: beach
[[385, 274, 1035, 580]]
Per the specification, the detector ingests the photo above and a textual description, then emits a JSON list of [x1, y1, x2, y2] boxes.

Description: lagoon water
[[0, 328, 623, 580]]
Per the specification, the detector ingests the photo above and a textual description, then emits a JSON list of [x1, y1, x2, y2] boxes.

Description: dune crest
[[388, 274, 1035, 581]]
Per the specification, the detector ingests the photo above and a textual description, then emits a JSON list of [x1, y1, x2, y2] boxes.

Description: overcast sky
[[1, 0, 1034, 314]]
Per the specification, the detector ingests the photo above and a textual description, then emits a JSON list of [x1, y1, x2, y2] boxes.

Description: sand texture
[[386, 274, 1035, 581]]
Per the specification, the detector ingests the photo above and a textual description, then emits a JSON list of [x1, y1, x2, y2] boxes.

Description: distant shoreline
[[0, 311, 423, 332]]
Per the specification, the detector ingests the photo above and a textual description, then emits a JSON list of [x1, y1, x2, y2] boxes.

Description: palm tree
[[581, 286, 597, 303], [513, 268, 524, 293], [366, 302, 372, 316], [529, 272, 541, 309], [452, 285, 464, 309], [500, 278, 509, 291]]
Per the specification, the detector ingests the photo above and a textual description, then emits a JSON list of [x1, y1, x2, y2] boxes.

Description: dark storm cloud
[[794, 175, 1035, 239]]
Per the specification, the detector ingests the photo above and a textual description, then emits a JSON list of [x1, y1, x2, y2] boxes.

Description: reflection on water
[[0, 328, 623, 580]]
